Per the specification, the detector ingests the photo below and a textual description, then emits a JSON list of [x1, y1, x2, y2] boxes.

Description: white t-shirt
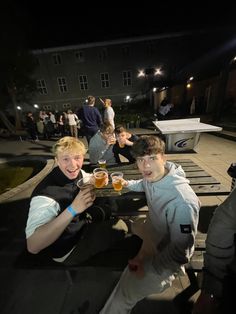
[[67, 113, 78, 126]]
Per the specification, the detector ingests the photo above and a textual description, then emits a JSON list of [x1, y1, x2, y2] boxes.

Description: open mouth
[[67, 168, 79, 177], [143, 171, 152, 179]]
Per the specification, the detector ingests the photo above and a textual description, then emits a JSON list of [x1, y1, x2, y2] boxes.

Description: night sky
[[1, 1, 236, 50]]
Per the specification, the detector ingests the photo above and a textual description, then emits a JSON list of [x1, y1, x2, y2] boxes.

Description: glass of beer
[[77, 175, 93, 190], [93, 168, 108, 188], [98, 159, 106, 168], [110, 172, 123, 191]]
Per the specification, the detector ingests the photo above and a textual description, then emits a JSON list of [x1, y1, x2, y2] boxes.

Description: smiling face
[[52, 136, 87, 180], [136, 154, 166, 182], [56, 150, 84, 180]]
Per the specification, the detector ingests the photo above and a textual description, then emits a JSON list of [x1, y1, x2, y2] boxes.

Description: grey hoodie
[[127, 161, 200, 274]]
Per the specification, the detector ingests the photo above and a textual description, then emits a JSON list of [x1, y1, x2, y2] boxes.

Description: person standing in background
[[99, 98, 115, 129], [25, 112, 38, 142], [67, 110, 78, 138], [158, 98, 174, 120], [77, 96, 103, 145]]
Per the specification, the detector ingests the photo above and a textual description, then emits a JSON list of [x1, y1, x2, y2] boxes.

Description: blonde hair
[[105, 99, 112, 107], [52, 136, 87, 157]]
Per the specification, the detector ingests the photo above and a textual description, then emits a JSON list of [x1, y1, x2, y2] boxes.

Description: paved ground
[[0, 130, 236, 314]]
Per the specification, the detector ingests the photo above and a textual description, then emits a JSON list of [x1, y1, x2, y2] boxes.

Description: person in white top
[[100, 98, 115, 129], [67, 110, 78, 138], [25, 136, 132, 265]]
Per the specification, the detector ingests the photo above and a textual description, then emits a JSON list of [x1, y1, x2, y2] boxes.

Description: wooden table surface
[[93, 159, 230, 198]]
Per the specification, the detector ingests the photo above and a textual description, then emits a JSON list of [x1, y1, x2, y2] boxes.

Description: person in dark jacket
[[113, 125, 138, 163], [77, 96, 103, 144], [25, 112, 38, 141]]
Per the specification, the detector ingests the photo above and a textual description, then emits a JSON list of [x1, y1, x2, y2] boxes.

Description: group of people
[[24, 96, 235, 313], [24, 95, 116, 143]]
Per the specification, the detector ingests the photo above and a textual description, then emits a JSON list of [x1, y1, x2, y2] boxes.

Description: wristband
[[67, 205, 77, 218]]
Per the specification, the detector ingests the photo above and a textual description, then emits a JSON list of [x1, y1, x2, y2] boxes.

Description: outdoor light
[[17, 106, 22, 110], [153, 87, 157, 92], [33, 104, 39, 108], [138, 70, 145, 77], [154, 68, 162, 76], [189, 76, 194, 81], [186, 83, 191, 89], [126, 95, 130, 100]]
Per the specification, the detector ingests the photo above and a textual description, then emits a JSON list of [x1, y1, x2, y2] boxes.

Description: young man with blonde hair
[[99, 98, 115, 129], [25, 136, 133, 265]]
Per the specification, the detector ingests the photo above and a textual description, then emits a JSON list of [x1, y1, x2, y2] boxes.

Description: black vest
[[31, 167, 111, 258], [31, 166, 85, 258]]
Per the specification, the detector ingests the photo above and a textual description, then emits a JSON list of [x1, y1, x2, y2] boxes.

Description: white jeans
[[100, 261, 176, 314]]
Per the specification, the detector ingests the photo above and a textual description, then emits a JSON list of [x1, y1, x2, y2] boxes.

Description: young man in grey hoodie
[[100, 135, 200, 314]]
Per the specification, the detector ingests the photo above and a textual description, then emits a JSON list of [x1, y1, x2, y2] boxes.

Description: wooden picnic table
[[94, 159, 230, 198]]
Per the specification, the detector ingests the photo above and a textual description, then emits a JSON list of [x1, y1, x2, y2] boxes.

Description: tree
[[0, 1, 37, 131]]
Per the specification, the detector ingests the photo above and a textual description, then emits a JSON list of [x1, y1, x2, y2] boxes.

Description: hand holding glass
[[93, 168, 108, 188], [108, 136, 116, 145], [110, 172, 124, 191], [77, 175, 94, 190]]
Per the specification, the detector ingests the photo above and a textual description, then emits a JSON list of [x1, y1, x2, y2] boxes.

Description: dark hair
[[131, 135, 165, 158], [114, 125, 127, 134], [100, 123, 114, 134]]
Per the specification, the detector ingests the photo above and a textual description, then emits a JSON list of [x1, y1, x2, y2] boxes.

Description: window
[[122, 46, 131, 57], [43, 105, 52, 110], [100, 72, 110, 88], [63, 103, 71, 109], [35, 57, 40, 66], [37, 79, 48, 95], [123, 71, 132, 86], [57, 77, 68, 93], [79, 75, 88, 90], [52, 53, 62, 65], [146, 41, 157, 55], [75, 50, 85, 62], [99, 48, 108, 62]]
